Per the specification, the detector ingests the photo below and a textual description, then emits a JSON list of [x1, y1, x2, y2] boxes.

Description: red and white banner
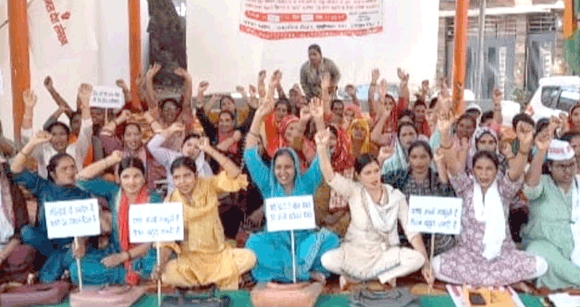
[[27, 0, 97, 69], [240, 0, 383, 40]]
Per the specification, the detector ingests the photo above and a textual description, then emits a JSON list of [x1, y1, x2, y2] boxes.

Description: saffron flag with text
[[27, 0, 97, 69]]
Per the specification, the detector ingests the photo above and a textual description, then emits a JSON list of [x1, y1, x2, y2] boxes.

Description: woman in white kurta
[[315, 129, 431, 289]]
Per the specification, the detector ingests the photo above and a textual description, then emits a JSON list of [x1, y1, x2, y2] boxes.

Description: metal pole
[[475, 0, 487, 100]]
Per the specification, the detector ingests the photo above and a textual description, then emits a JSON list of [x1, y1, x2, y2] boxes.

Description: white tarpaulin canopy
[[186, 0, 441, 93]]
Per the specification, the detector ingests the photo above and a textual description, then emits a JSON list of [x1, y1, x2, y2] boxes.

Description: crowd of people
[[1, 43, 580, 294]]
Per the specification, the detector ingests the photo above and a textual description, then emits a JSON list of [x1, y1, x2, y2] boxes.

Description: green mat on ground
[[38, 291, 545, 307]]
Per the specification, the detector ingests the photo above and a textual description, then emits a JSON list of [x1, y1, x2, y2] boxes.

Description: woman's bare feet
[[310, 272, 326, 285], [339, 275, 361, 291]]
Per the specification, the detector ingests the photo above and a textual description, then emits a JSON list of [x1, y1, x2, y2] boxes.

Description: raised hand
[[378, 79, 388, 97], [173, 67, 191, 80], [314, 129, 331, 146], [235, 85, 247, 96], [258, 70, 267, 98], [437, 110, 454, 133], [197, 81, 209, 96], [258, 70, 267, 84], [44, 76, 53, 89], [23, 89, 38, 108], [270, 70, 282, 88], [371, 68, 380, 84], [145, 63, 162, 80], [310, 97, 324, 119], [116, 110, 132, 124], [516, 121, 534, 153], [109, 150, 124, 164], [299, 104, 312, 120], [197, 137, 212, 152], [397, 68, 409, 83], [31, 131, 52, 145], [535, 132, 552, 152], [78, 83, 93, 108], [255, 96, 274, 119], [249, 85, 257, 97], [378, 142, 396, 164], [116, 79, 129, 90]]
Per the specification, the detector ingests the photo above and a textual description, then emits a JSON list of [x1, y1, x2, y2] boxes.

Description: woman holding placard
[[10, 131, 94, 283], [242, 73, 340, 284], [157, 138, 254, 290], [72, 152, 160, 285], [433, 111, 547, 286], [315, 129, 431, 290], [381, 140, 456, 256]]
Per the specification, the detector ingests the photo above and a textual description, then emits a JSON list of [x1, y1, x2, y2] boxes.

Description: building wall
[[437, 0, 568, 100]]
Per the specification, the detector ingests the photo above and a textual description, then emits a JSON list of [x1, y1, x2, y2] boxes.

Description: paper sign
[[45, 199, 101, 239], [129, 203, 184, 243], [265, 195, 316, 232], [407, 196, 463, 235], [90, 86, 125, 109]]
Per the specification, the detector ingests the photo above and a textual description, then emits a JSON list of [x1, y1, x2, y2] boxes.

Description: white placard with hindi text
[[407, 196, 463, 235], [129, 203, 184, 243], [45, 199, 101, 239], [265, 195, 316, 232], [90, 86, 125, 109]]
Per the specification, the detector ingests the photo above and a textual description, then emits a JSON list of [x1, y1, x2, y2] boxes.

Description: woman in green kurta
[[523, 137, 580, 289]]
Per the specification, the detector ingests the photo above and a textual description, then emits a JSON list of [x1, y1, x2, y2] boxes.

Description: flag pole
[[128, 0, 142, 111], [8, 0, 31, 144], [452, 0, 470, 115]]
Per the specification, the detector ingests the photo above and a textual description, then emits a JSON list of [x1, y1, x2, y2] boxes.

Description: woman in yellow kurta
[[158, 138, 256, 289]]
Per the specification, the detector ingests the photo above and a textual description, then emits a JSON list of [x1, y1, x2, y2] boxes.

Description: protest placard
[[407, 196, 463, 235], [129, 203, 184, 243], [265, 195, 316, 232], [89, 86, 125, 109], [45, 199, 101, 239]]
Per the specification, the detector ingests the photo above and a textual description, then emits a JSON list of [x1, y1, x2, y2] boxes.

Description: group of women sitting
[[2, 58, 580, 294]]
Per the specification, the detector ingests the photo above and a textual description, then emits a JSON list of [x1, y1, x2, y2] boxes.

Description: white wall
[[187, 0, 441, 93], [0, 0, 150, 141]]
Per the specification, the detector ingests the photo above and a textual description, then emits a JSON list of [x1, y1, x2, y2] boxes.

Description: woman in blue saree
[[243, 77, 339, 283], [10, 131, 93, 283], [71, 151, 159, 285]]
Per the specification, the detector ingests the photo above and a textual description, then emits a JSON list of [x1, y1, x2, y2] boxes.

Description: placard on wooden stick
[[407, 196, 463, 235], [265, 195, 316, 232], [129, 202, 184, 306], [128, 202, 184, 243], [45, 199, 101, 239], [90, 86, 125, 109]]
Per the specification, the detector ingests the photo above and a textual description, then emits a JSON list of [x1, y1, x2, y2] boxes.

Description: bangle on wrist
[[124, 251, 131, 260]]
